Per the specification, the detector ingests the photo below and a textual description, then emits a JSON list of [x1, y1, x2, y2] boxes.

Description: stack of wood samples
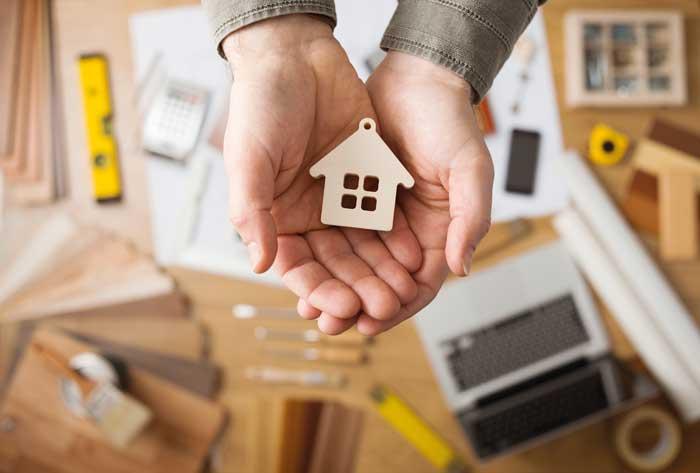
[[0, 0, 63, 205]]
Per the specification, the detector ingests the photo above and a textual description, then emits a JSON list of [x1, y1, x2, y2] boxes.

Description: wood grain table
[[54, 0, 700, 472]]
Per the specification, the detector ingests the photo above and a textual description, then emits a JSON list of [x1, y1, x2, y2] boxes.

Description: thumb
[[225, 132, 278, 274], [445, 148, 494, 276]]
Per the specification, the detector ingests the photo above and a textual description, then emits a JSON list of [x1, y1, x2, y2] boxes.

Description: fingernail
[[247, 242, 261, 268], [463, 248, 475, 276]]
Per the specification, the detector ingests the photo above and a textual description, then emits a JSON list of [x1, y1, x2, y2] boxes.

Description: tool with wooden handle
[[33, 342, 152, 449], [246, 366, 346, 388], [233, 304, 298, 319], [254, 327, 368, 346], [263, 346, 366, 365]]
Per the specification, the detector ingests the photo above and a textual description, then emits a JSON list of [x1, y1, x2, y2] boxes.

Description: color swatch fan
[[0, 210, 174, 322]]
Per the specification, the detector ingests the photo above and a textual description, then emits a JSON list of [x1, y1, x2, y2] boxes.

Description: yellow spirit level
[[78, 54, 122, 203], [370, 385, 470, 473]]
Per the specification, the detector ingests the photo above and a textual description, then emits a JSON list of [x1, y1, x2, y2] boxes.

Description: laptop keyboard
[[442, 294, 590, 392], [459, 370, 609, 459]]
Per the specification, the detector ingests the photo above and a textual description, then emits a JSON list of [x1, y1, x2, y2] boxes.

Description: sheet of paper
[[130, 7, 281, 284], [335, 0, 397, 80], [486, 14, 569, 222], [129, 4, 567, 284], [176, 147, 281, 285]]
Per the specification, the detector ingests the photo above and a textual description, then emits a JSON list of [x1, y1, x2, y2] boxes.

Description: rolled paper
[[559, 151, 700, 393], [554, 208, 700, 422]]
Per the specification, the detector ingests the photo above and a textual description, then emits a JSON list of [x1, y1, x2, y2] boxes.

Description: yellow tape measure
[[370, 385, 470, 473], [588, 123, 630, 166], [78, 54, 122, 203]]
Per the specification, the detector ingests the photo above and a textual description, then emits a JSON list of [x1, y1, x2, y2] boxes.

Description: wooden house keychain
[[310, 118, 414, 232]]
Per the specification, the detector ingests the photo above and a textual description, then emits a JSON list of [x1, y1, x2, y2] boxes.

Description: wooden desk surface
[[57, 0, 700, 472]]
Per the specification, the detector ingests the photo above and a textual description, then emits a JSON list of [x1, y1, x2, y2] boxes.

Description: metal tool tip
[[233, 304, 255, 319]]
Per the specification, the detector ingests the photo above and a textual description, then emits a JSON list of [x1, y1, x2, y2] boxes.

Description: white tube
[[554, 208, 700, 422], [560, 151, 700, 390]]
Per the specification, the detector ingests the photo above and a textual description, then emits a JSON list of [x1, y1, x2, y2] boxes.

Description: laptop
[[414, 242, 646, 460]]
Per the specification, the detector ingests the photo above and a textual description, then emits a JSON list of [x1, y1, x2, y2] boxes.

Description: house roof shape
[[310, 118, 415, 189]]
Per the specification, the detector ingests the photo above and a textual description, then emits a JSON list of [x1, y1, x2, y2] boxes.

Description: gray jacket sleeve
[[381, 0, 544, 102], [202, 0, 542, 101], [202, 0, 337, 55]]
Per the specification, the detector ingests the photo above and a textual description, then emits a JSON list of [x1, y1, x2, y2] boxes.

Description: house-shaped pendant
[[310, 118, 414, 231]]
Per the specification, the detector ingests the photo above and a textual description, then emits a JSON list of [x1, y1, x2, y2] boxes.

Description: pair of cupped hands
[[223, 14, 493, 336]]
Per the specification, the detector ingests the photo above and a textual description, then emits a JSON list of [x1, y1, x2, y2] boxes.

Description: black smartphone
[[505, 129, 541, 195]]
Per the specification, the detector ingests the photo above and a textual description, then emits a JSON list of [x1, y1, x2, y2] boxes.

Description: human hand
[[223, 16, 421, 333], [363, 51, 494, 335]]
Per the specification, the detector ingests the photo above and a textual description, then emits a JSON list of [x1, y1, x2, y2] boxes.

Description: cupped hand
[[363, 51, 494, 335], [222, 16, 421, 333]]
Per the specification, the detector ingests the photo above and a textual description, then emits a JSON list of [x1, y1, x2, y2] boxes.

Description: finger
[[225, 130, 278, 273], [274, 235, 360, 319], [446, 152, 494, 276], [357, 248, 448, 336], [317, 313, 358, 335], [341, 227, 418, 305], [297, 298, 321, 320], [306, 229, 401, 321], [378, 206, 422, 273]]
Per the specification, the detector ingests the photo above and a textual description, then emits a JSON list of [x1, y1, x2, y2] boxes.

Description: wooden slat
[[275, 399, 323, 473], [634, 139, 700, 179], [0, 0, 37, 173], [659, 171, 699, 260], [648, 119, 700, 159], [47, 315, 205, 360], [0, 0, 21, 156], [9, 0, 56, 204], [308, 402, 364, 473], [623, 170, 661, 234]]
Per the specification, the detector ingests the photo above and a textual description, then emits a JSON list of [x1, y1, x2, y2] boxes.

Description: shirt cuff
[[203, 0, 337, 58], [381, 0, 538, 102]]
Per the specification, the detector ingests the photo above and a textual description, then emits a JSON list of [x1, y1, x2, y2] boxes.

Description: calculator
[[142, 79, 209, 162]]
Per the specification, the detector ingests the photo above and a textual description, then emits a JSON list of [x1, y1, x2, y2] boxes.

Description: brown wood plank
[[659, 171, 699, 260], [0, 0, 21, 157]]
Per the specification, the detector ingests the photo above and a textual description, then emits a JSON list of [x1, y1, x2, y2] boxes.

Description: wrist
[[222, 14, 333, 67], [382, 51, 473, 99]]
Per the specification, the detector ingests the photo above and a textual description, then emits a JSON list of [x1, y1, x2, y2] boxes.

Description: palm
[[362, 58, 494, 335], [225, 40, 361, 232], [225, 36, 422, 333]]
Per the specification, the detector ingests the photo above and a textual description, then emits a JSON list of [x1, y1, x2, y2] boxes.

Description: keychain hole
[[361, 118, 375, 131]]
